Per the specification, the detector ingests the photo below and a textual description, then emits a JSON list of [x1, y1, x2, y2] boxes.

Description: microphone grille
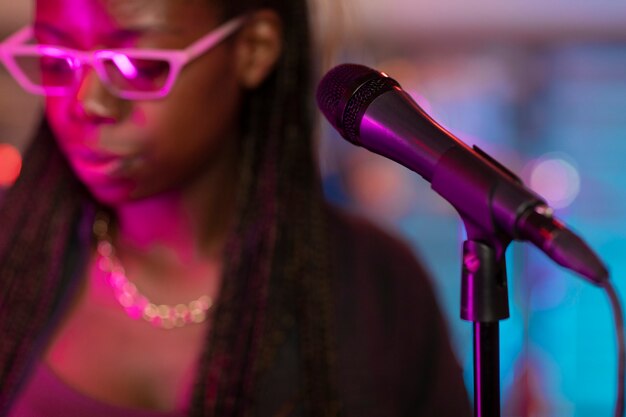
[[316, 63, 399, 143]]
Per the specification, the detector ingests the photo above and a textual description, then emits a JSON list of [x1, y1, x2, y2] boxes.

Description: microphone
[[316, 63, 608, 285]]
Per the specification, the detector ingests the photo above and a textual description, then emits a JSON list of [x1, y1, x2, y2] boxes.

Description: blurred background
[[2, 1, 626, 416]]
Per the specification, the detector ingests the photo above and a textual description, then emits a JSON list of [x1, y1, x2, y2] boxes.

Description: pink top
[[9, 362, 186, 417]]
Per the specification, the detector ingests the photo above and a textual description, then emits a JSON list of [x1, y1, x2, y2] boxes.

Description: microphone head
[[316, 63, 400, 144]]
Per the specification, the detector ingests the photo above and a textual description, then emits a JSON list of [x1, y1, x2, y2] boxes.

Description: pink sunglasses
[[0, 16, 244, 100]]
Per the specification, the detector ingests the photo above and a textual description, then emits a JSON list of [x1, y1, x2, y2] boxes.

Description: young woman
[[0, 0, 471, 415]]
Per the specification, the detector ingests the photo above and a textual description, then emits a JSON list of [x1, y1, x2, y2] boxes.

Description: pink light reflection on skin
[[117, 195, 199, 257]]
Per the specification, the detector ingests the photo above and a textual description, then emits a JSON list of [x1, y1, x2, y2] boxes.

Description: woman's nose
[[70, 68, 125, 124]]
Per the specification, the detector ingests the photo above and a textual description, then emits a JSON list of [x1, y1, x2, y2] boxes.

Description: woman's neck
[[111, 150, 239, 267]]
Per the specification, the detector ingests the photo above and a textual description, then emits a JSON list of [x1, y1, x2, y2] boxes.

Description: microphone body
[[317, 64, 608, 284], [360, 88, 534, 236]]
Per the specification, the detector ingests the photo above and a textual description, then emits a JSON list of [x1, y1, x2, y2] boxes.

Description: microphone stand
[[460, 223, 511, 417]]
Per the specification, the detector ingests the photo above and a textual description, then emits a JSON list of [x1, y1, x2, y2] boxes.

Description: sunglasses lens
[[12, 52, 76, 89], [101, 55, 171, 94]]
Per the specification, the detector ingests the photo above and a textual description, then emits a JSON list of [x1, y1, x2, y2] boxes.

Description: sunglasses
[[0, 16, 244, 101]]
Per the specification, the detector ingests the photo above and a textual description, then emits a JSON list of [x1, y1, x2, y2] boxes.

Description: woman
[[0, 0, 471, 415]]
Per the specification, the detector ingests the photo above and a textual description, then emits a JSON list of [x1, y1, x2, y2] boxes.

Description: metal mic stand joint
[[460, 224, 511, 417]]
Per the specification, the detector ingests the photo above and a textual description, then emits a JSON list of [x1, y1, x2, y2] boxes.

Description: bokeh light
[[0, 143, 22, 187], [344, 148, 419, 221], [527, 154, 581, 209]]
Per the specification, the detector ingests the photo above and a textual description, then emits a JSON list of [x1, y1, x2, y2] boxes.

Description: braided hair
[[191, 0, 338, 415], [0, 0, 338, 415]]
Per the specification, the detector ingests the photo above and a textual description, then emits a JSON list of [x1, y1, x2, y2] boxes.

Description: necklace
[[92, 212, 213, 330]]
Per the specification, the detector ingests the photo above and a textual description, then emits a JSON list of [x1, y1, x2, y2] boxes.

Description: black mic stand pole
[[460, 222, 511, 417]]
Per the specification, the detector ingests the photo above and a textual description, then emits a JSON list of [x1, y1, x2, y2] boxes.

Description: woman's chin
[[81, 176, 137, 206]]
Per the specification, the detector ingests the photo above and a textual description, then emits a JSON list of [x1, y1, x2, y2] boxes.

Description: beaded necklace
[[92, 212, 213, 329]]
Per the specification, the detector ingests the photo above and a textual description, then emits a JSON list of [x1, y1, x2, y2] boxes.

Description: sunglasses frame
[[0, 16, 245, 100]]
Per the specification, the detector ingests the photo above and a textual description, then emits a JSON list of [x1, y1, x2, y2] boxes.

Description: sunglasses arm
[[3, 26, 34, 47], [184, 17, 246, 62]]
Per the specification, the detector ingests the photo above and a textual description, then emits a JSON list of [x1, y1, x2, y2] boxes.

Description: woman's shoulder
[[324, 203, 432, 287], [324, 204, 471, 416], [324, 202, 443, 344], [325, 204, 407, 248]]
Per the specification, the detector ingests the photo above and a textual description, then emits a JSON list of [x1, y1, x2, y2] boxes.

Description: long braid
[[191, 0, 339, 415], [270, 6, 338, 410], [272, 2, 339, 412], [0, 122, 92, 413], [189, 52, 281, 414]]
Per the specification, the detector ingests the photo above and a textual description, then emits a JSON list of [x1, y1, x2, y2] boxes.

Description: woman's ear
[[234, 10, 283, 89]]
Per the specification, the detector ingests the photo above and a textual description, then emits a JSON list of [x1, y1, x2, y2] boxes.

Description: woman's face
[[35, 0, 244, 204]]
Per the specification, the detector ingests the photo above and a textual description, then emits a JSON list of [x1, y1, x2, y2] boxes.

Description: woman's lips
[[80, 151, 121, 164], [73, 150, 132, 182]]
